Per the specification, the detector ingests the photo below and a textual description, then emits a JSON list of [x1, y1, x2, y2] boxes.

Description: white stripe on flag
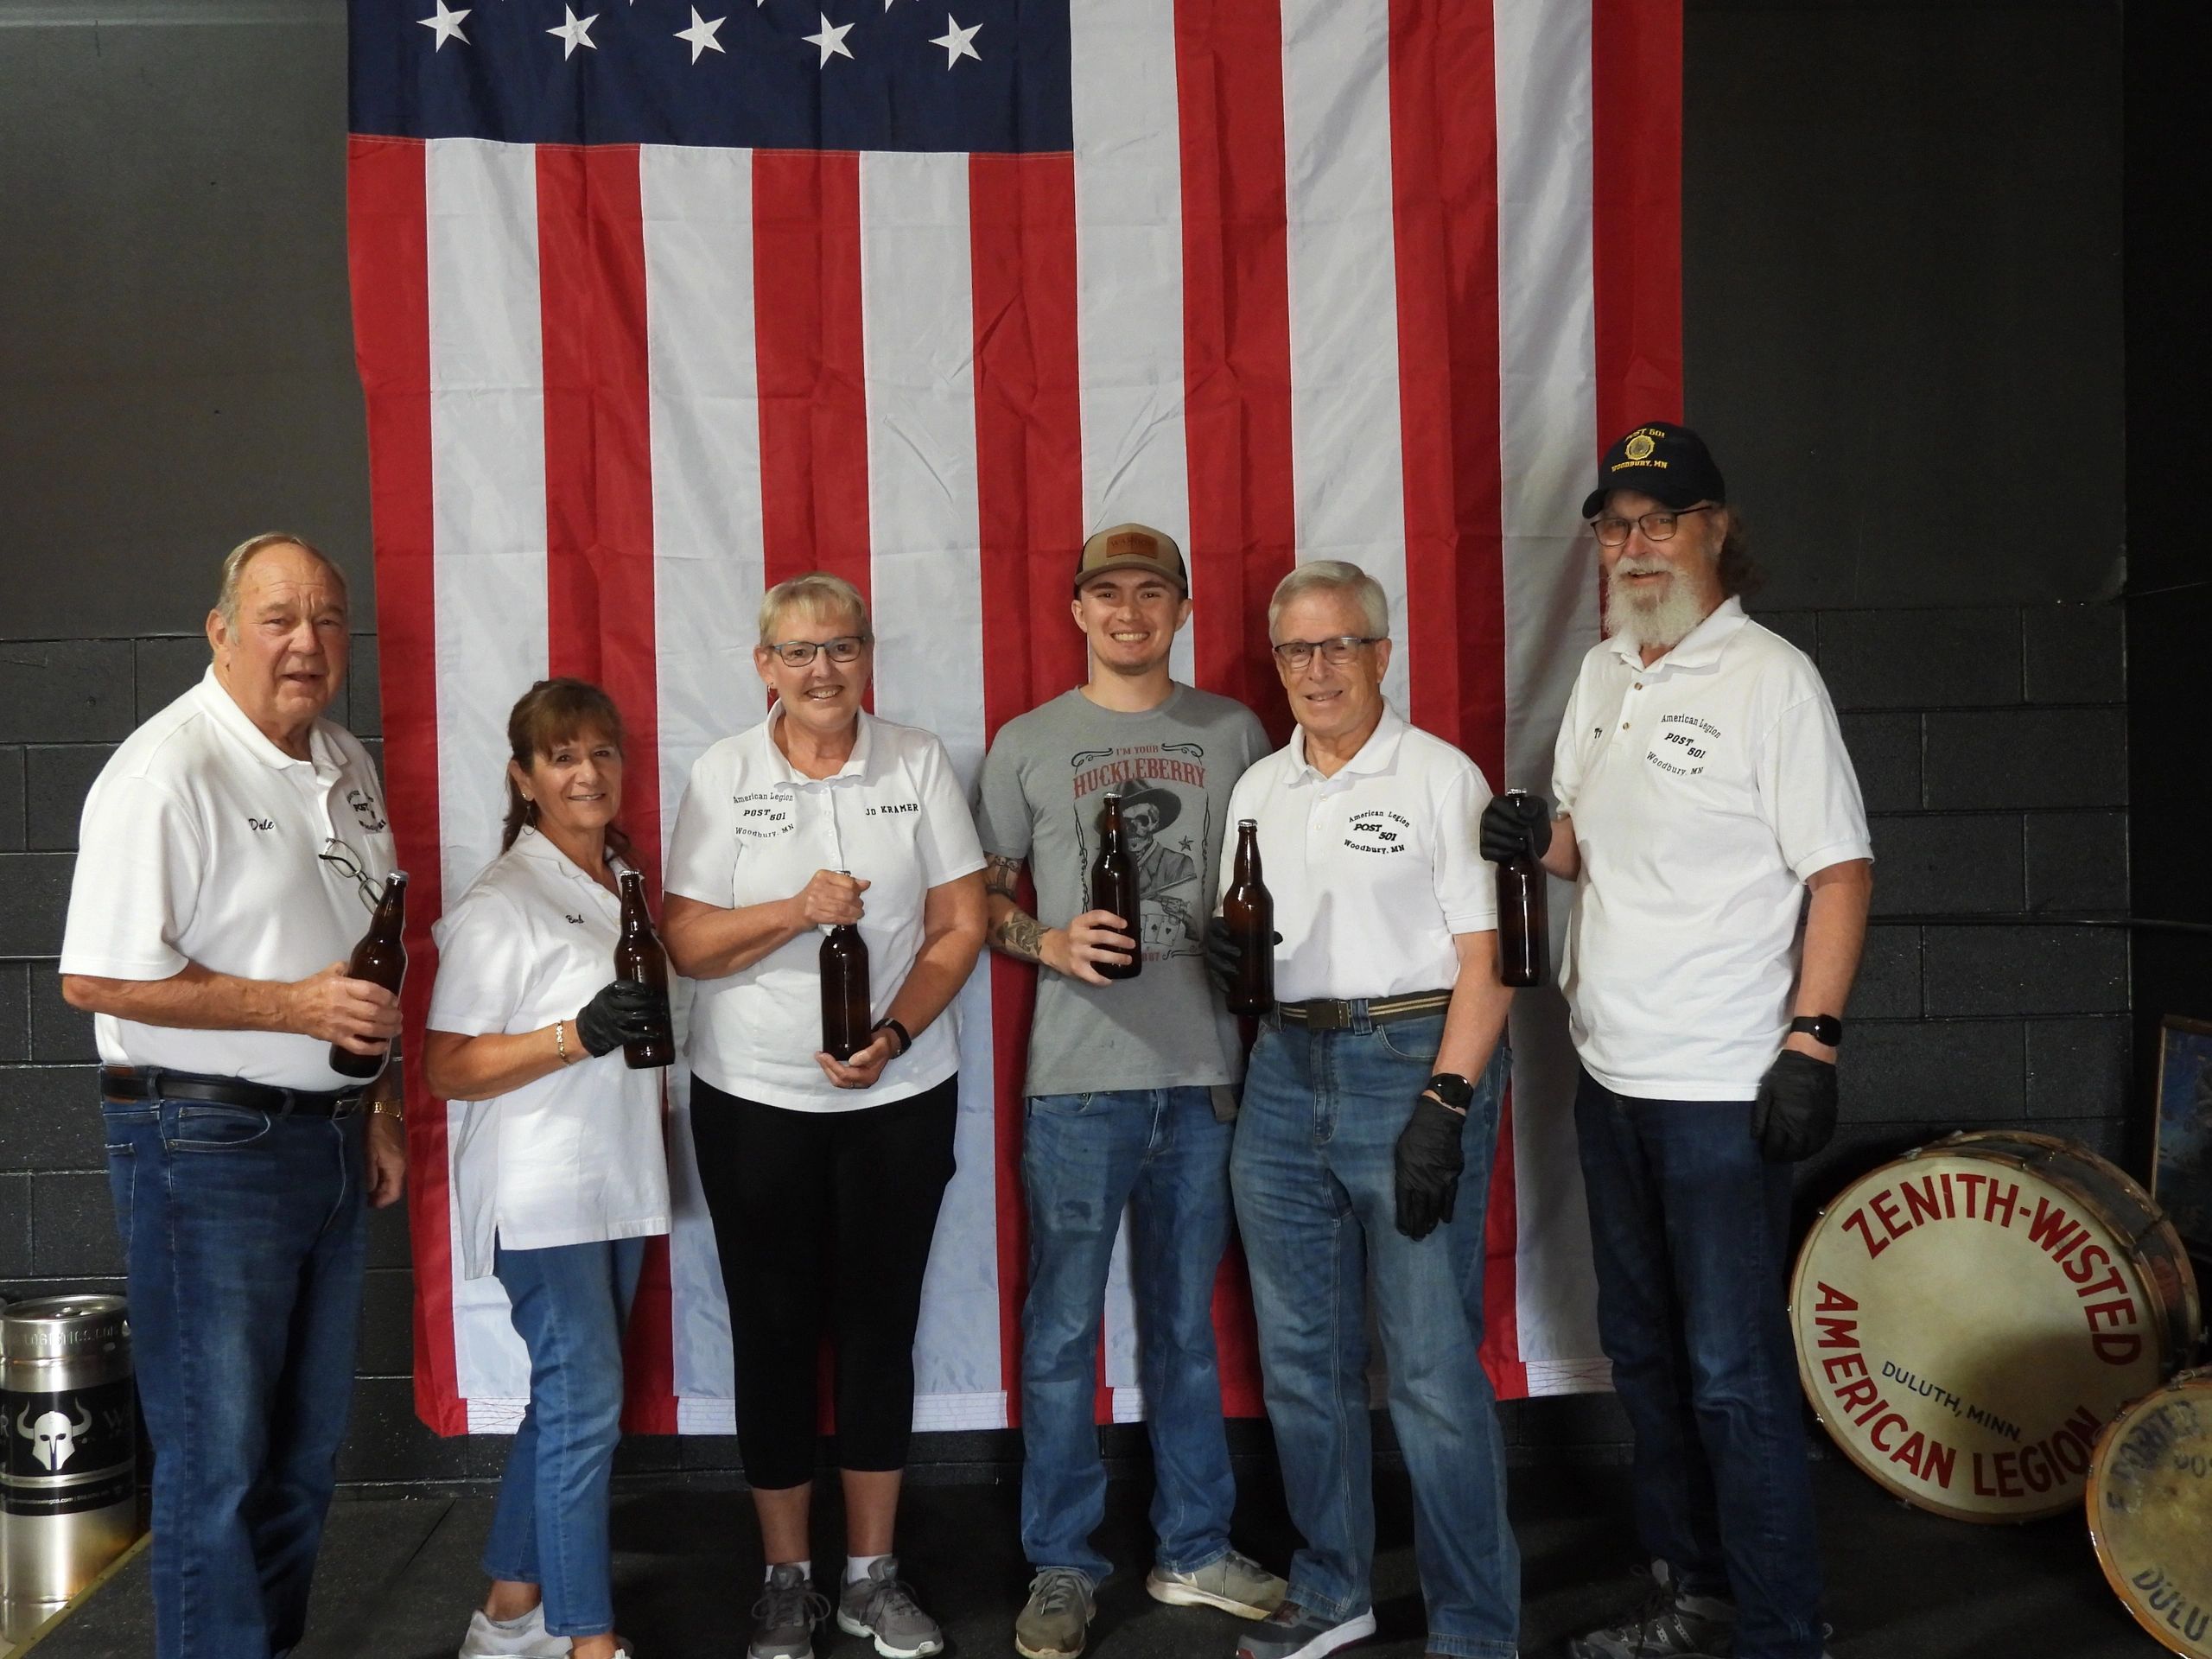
[[640, 141, 769, 1409], [858, 151, 1005, 1416], [1495, 0, 1604, 1378], [426, 135, 549, 1409], [645, 143, 770, 828], [1070, 0, 1195, 686], [1280, 0, 1411, 709]]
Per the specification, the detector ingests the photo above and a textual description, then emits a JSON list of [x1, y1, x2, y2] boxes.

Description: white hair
[[758, 570, 872, 646], [215, 533, 346, 632], [1267, 560, 1389, 641]]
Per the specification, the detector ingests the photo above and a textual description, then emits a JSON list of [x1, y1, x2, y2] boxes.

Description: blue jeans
[[1230, 1014, 1516, 1659], [102, 1096, 368, 1659], [1573, 1068, 1824, 1659], [481, 1236, 646, 1638], [1020, 1087, 1236, 1583]]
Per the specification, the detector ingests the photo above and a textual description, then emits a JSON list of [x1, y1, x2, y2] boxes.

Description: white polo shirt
[[664, 709, 985, 1112], [60, 668, 397, 1091], [1221, 708, 1497, 1002], [425, 828, 671, 1280], [1554, 598, 1872, 1099]]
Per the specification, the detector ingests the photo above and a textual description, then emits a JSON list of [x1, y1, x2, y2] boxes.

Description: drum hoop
[[2082, 1371, 2212, 1659], [1793, 1135, 2202, 1523]]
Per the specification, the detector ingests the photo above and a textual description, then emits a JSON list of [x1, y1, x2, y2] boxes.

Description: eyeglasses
[[319, 837, 380, 912], [766, 635, 871, 668], [1271, 636, 1384, 671], [1589, 504, 1715, 547]]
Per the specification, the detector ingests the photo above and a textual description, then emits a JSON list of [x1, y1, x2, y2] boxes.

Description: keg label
[[3, 1381, 134, 1516]]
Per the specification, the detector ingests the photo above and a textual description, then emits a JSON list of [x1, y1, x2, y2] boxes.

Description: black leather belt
[[99, 1066, 364, 1118], [1275, 990, 1452, 1031]]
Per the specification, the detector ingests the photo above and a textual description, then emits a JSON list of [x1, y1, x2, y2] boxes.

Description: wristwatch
[[1789, 1014, 1845, 1048], [1424, 1072, 1475, 1112]]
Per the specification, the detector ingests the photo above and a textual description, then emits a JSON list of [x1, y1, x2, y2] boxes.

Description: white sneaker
[[459, 1604, 572, 1658]]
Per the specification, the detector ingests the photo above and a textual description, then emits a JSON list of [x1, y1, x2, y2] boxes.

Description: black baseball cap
[[1581, 422, 1726, 518]]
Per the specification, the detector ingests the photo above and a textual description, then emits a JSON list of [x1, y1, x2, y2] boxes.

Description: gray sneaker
[[836, 1555, 944, 1659], [1567, 1563, 1737, 1659], [748, 1564, 830, 1659], [1147, 1549, 1287, 1619], [1233, 1602, 1377, 1659], [1014, 1567, 1096, 1659]]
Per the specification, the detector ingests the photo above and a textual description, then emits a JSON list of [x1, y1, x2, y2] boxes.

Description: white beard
[[1605, 566, 1715, 653]]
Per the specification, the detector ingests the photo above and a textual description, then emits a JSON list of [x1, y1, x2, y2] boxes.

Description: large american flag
[[346, 0, 1681, 1435]]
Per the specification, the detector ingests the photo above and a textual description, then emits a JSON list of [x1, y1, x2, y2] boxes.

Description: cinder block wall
[[0, 598, 2130, 1486]]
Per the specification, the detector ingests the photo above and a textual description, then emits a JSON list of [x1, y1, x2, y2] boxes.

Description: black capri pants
[[690, 1074, 958, 1490]]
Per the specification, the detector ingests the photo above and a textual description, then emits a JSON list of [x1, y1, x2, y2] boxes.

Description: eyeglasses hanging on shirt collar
[[318, 836, 381, 912], [766, 635, 872, 667]]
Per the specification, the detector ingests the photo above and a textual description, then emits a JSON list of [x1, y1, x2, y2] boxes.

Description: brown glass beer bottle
[[1090, 793, 1141, 982], [613, 869, 675, 1070], [1496, 789, 1548, 988], [820, 873, 873, 1061], [331, 871, 408, 1079], [1222, 819, 1274, 1015]]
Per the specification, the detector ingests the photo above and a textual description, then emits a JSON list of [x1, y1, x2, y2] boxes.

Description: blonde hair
[[758, 571, 871, 646], [215, 533, 347, 631], [1267, 560, 1389, 641]]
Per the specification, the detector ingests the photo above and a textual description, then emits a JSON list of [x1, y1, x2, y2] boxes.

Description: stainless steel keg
[[0, 1295, 137, 1629]]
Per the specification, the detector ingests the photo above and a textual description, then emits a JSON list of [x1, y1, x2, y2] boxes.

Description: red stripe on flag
[[1387, 1, 1524, 1397], [1174, 1, 1297, 742], [754, 151, 874, 609], [969, 151, 1086, 1427], [1592, 0, 1684, 442], [535, 143, 677, 1433], [348, 134, 465, 1437]]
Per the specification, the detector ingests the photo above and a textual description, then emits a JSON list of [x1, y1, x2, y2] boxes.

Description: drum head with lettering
[[1792, 1147, 2168, 1520], [2088, 1373, 2212, 1657]]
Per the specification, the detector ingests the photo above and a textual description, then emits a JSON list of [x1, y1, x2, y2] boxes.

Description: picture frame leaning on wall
[[2152, 1015, 2212, 1265]]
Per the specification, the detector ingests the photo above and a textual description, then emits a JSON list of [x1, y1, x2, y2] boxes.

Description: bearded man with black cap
[[1480, 423, 1872, 1659]]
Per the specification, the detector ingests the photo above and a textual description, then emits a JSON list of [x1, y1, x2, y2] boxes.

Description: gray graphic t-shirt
[[976, 685, 1270, 1098]]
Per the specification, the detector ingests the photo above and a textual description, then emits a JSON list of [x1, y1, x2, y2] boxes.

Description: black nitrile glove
[[576, 979, 667, 1058], [1393, 1096, 1467, 1240], [1751, 1049, 1838, 1163], [1478, 793, 1553, 865], [1202, 917, 1281, 996]]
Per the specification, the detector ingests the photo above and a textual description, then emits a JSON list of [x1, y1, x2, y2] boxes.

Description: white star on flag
[[548, 8, 599, 57], [928, 15, 980, 67], [675, 8, 727, 61], [417, 0, 469, 49], [803, 12, 855, 65]]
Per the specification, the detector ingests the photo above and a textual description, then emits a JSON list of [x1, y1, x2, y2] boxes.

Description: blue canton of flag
[[352, 0, 1072, 152]]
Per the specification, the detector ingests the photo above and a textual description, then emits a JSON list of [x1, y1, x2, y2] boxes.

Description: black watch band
[[1789, 1014, 1845, 1047], [873, 1017, 913, 1057], [1424, 1072, 1475, 1111]]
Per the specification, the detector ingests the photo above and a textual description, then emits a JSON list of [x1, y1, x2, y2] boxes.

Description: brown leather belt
[[99, 1066, 364, 1118], [1275, 990, 1452, 1031]]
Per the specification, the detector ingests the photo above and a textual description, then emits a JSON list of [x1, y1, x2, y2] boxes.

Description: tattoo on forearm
[[995, 909, 1046, 963], [984, 855, 1023, 899]]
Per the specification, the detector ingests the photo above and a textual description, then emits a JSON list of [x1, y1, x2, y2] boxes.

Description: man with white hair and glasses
[[1482, 423, 1871, 1659], [1208, 559, 1519, 1659], [60, 533, 408, 1659]]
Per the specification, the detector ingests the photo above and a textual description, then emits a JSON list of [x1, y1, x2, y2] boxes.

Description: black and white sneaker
[[1233, 1601, 1377, 1659], [1568, 1562, 1737, 1659]]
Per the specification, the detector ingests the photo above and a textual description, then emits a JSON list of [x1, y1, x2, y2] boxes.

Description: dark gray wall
[[0, 0, 2134, 1488]]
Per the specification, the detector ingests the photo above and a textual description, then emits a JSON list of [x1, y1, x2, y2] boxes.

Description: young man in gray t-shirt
[[976, 524, 1283, 1659]]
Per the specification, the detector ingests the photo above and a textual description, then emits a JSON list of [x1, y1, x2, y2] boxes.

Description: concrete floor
[[16, 1459, 2170, 1658]]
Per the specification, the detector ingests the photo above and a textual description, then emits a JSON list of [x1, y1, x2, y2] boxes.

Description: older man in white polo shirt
[[1207, 560, 1518, 1659], [59, 533, 408, 1659], [1483, 423, 1871, 1659]]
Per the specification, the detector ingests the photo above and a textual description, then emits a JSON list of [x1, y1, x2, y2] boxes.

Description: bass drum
[[1790, 1130, 2200, 1522], [2087, 1369, 2212, 1657]]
